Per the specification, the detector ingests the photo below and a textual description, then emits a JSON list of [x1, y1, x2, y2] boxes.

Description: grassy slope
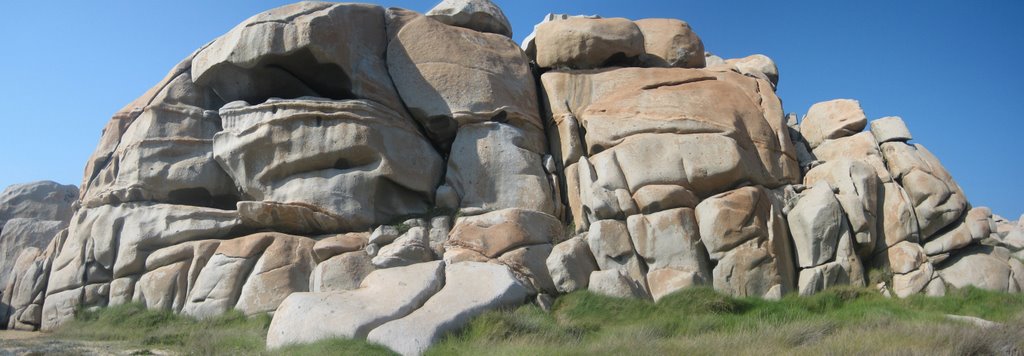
[[50, 287, 1024, 355], [51, 304, 392, 355]]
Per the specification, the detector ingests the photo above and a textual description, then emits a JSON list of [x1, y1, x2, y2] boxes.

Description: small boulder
[[311, 251, 375, 292], [727, 54, 778, 86], [426, 0, 512, 37], [371, 227, 433, 268], [312, 232, 368, 263], [545, 235, 599, 293], [870, 116, 912, 143], [800, 99, 868, 149], [588, 270, 649, 299], [447, 209, 559, 258], [369, 225, 400, 246], [533, 17, 644, 69], [635, 18, 705, 68]]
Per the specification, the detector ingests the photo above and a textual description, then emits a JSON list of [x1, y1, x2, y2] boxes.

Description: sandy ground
[[0, 331, 172, 355]]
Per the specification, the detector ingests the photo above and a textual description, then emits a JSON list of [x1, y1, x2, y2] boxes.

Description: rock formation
[[0, 181, 78, 330], [0, 0, 1019, 354]]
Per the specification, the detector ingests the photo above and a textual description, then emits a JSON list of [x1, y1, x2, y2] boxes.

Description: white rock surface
[[266, 261, 445, 349], [367, 262, 528, 356]]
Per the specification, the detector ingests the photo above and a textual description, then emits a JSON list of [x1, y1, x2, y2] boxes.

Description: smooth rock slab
[[266, 261, 445, 349], [587, 219, 646, 288], [367, 262, 528, 356], [234, 235, 316, 316]]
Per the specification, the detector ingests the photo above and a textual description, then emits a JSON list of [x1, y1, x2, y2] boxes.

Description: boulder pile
[[0, 0, 1019, 354]]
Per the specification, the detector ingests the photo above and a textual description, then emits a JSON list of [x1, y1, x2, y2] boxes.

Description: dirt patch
[[0, 331, 173, 355]]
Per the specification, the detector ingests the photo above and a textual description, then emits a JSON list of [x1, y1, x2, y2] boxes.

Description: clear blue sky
[[1, 1, 1021, 219]]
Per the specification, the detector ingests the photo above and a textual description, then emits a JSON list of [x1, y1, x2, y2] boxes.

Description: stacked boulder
[[535, 14, 799, 300], [0, 0, 1020, 355], [535, 12, 1018, 303]]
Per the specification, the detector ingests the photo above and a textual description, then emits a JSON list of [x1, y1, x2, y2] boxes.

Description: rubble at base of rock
[[0, 0, 1019, 355]]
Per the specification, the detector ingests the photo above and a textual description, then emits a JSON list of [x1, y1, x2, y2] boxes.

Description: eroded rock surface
[[1, 1, 1018, 355]]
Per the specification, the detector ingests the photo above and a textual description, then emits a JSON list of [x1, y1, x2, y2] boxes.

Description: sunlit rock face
[[0, 0, 1018, 354]]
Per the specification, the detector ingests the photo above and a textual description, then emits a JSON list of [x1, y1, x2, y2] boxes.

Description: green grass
[[428, 286, 1024, 355], [48, 286, 1024, 355], [51, 303, 391, 355]]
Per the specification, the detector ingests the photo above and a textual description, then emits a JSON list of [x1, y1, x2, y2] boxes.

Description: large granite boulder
[[695, 186, 796, 299], [386, 8, 541, 147]]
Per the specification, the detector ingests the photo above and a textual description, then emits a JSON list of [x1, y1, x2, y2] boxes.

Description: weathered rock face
[[696, 186, 795, 299], [4, 3, 556, 353], [0, 181, 78, 329], [1, 1, 1018, 354], [213, 99, 443, 234], [0, 182, 77, 230]]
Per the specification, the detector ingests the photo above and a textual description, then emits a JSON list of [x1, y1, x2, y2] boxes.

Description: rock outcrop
[[0, 1, 1018, 355], [0, 181, 77, 330]]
